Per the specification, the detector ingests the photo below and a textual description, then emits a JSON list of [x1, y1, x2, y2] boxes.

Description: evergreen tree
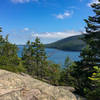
[[45, 63, 61, 85], [0, 27, 2, 32], [59, 56, 73, 86], [66, 0, 100, 96], [79, 0, 100, 94], [0, 27, 5, 43], [0, 38, 20, 66], [0, 28, 25, 73], [34, 37, 47, 78], [64, 56, 72, 67], [83, 0, 100, 67], [0, 28, 19, 66], [22, 37, 47, 78], [22, 40, 35, 75]]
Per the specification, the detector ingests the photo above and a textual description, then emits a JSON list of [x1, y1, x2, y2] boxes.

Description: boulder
[[0, 70, 85, 100]]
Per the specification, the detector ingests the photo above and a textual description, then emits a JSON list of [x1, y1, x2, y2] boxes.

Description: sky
[[0, 0, 98, 44]]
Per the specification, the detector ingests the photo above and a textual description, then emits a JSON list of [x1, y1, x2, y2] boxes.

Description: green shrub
[[0, 65, 26, 73]]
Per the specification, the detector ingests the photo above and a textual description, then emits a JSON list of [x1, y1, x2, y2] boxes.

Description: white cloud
[[32, 30, 81, 39], [55, 11, 72, 19], [23, 27, 29, 31], [56, 14, 64, 19], [7, 29, 82, 44], [88, 0, 99, 7], [11, 0, 38, 3]]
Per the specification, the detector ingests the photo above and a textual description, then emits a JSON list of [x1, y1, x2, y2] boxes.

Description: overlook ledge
[[0, 69, 85, 100]]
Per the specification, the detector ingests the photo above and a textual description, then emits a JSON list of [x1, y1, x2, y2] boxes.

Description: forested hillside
[[45, 35, 86, 51]]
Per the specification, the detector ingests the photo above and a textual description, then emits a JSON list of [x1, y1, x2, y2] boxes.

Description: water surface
[[18, 46, 80, 66]]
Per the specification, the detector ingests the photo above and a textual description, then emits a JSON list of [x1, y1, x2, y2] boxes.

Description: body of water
[[18, 46, 80, 66]]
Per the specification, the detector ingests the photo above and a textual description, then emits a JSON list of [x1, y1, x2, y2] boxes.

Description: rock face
[[0, 70, 84, 100]]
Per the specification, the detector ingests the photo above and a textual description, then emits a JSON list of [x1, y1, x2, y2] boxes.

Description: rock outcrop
[[0, 70, 85, 100]]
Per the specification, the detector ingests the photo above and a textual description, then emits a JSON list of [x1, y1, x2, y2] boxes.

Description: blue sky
[[0, 0, 98, 44]]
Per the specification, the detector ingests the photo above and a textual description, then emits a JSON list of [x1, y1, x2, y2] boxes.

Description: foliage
[[0, 40, 20, 66], [64, 56, 72, 67], [0, 27, 26, 73], [22, 40, 35, 75], [87, 66, 100, 100], [0, 64, 26, 73], [83, 1, 100, 66], [62, 0, 100, 97], [0, 27, 2, 32], [89, 66, 100, 81], [22, 37, 62, 85], [22, 37, 48, 78], [59, 56, 74, 86], [45, 62, 61, 85], [81, 0, 100, 96]]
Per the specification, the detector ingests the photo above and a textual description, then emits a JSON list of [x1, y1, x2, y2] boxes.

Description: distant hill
[[45, 35, 86, 51]]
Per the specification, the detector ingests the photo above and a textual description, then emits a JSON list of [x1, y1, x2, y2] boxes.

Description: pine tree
[[0, 27, 5, 43], [22, 37, 47, 78], [59, 56, 73, 86], [34, 37, 47, 78], [0, 38, 20, 66], [83, 0, 100, 66], [22, 40, 35, 75], [45, 63, 61, 85], [0, 27, 2, 32], [64, 56, 72, 67], [66, 0, 100, 96], [0, 28, 25, 73], [79, 0, 100, 94]]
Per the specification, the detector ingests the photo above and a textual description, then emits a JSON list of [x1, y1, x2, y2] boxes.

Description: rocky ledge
[[0, 70, 85, 100]]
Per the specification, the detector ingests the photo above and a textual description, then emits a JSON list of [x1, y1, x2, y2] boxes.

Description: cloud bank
[[32, 30, 81, 39], [8, 28, 81, 44]]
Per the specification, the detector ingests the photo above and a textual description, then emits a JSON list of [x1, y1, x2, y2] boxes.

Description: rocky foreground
[[0, 70, 85, 100]]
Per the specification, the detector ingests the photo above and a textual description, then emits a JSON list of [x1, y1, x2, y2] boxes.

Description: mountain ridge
[[45, 35, 86, 51]]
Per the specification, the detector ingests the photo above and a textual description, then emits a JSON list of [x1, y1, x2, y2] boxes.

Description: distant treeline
[[45, 35, 86, 51]]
